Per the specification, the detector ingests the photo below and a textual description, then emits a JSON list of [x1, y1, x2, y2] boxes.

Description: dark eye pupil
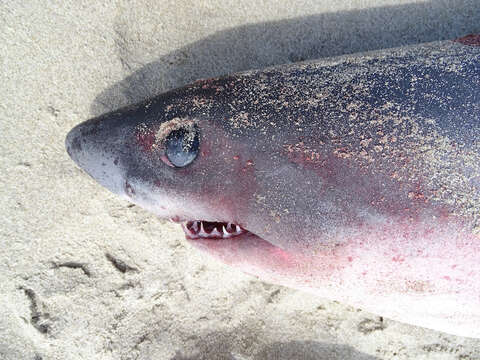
[[165, 126, 199, 167]]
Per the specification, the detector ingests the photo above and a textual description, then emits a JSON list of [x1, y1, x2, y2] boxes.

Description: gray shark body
[[66, 35, 480, 337]]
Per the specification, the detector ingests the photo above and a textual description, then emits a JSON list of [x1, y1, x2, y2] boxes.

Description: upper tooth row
[[185, 221, 243, 238]]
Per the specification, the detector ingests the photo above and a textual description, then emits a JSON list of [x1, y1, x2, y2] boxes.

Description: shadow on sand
[[92, 0, 479, 116], [171, 336, 380, 360]]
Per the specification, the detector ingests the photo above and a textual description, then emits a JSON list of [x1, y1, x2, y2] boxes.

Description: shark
[[66, 35, 480, 338]]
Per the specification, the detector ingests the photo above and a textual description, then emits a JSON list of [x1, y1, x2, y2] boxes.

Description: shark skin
[[66, 36, 480, 338]]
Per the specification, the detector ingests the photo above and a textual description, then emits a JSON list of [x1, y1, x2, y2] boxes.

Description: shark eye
[[164, 125, 199, 168]]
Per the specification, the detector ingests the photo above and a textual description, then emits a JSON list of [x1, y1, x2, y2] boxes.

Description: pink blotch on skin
[[136, 129, 155, 152], [242, 159, 255, 173], [454, 34, 480, 46], [199, 140, 212, 158], [269, 246, 299, 268]]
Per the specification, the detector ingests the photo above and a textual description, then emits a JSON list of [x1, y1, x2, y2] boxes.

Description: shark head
[[65, 77, 328, 273]]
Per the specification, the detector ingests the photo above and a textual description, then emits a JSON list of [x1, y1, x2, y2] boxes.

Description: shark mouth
[[181, 220, 249, 240]]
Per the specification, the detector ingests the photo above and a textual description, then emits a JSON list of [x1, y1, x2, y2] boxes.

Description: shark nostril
[[125, 181, 135, 197]]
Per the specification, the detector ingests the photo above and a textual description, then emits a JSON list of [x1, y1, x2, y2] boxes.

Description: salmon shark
[[66, 35, 480, 338]]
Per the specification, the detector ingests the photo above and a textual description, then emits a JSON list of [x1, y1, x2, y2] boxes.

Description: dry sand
[[1, 1, 480, 359]]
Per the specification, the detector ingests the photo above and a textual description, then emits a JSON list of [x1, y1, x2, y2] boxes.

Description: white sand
[[1, 1, 480, 359]]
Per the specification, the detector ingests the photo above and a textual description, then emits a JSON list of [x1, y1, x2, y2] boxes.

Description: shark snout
[[65, 123, 85, 166], [65, 115, 130, 196]]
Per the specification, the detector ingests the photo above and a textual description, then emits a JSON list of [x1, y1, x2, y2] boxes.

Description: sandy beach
[[1, 1, 480, 359]]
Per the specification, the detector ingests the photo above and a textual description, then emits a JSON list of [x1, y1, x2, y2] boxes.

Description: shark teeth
[[182, 220, 246, 240]]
